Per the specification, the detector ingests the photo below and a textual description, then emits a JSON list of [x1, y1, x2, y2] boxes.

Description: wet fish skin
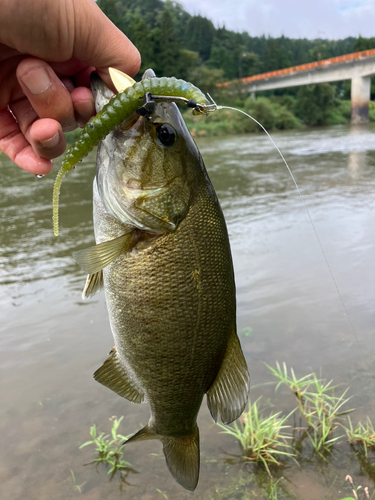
[[80, 72, 249, 491]]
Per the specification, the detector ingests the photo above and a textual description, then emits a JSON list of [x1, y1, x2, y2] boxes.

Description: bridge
[[218, 49, 375, 124]]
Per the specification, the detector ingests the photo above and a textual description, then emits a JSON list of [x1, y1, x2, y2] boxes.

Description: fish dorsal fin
[[73, 231, 139, 274], [161, 425, 200, 492], [82, 271, 103, 300], [94, 347, 145, 404], [206, 330, 250, 425]]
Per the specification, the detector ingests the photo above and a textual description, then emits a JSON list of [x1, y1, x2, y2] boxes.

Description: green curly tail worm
[[52, 77, 208, 236]]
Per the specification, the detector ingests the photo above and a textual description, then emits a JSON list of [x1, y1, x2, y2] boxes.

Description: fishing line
[[206, 94, 370, 376]]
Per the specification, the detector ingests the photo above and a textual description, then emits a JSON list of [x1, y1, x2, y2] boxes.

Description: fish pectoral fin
[[73, 231, 139, 274], [206, 330, 250, 425], [93, 347, 145, 404], [82, 271, 103, 300]]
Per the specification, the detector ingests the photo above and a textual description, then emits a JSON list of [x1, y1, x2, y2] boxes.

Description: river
[[1, 124, 375, 500]]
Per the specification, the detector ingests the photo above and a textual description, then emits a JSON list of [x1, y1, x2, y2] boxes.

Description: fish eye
[[156, 124, 176, 147]]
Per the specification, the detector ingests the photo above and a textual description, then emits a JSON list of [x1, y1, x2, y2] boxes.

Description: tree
[[188, 65, 224, 97], [185, 15, 215, 61], [96, 0, 125, 31], [354, 36, 375, 52], [126, 14, 156, 74], [166, 1, 191, 44], [295, 84, 335, 126], [263, 38, 292, 72], [155, 9, 182, 77]]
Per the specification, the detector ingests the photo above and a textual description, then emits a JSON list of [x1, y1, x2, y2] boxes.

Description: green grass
[[266, 362, 353, 457], [220, 362, 356, 471], [79, 416, 131, 476], [265, 361, 313, 408], [218, 398, 295, 476], [344, 417, 375, 457]]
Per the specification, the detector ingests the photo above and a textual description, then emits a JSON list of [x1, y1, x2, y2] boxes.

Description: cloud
[[181, 0, 375, 39]]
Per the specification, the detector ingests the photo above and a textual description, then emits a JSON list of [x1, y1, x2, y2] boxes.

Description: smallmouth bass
[[74, 70, 250, 491]]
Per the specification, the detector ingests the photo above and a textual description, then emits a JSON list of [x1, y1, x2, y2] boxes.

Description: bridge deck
[[218, 48, 375, 88]]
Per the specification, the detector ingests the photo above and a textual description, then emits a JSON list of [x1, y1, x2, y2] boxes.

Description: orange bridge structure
[[218, 49, 375, 124]]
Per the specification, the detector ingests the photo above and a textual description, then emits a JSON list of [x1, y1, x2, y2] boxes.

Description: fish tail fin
[[161, 425, 200, 492], [125, 423, 200, 491]]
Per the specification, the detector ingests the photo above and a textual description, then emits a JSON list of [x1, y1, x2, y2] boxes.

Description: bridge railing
[[218, 48, 375, 87]]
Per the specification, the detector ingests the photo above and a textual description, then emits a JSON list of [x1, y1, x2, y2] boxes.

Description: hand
[[0, 0, 140, 175]]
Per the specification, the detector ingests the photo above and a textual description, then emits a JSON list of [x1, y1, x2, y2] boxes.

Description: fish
[[73, 69, 250, 491]]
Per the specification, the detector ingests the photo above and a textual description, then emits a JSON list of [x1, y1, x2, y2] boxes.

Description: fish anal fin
[[125, 424, 159, 444], [94, 347, 145, 404], [161, 425, 200, 492], [82, 270, 103, 300], [207, 330, 250, 425], [73, 231, 139, 275]]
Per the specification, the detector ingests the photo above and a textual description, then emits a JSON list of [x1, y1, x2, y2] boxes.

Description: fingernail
[[39, 132, 60, 150], [21, 68, 52, 95]]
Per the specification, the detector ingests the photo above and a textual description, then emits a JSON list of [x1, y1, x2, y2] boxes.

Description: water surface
[[1, 124, 375, 499]]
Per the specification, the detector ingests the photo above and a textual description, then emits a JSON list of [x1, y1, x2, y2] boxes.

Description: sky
[[180, 0, 375, 39]]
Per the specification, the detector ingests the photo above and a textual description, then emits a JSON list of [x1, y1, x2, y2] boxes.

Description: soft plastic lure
[[52, 76, 209, 236]]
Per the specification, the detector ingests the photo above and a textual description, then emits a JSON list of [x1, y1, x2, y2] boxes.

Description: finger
[[29, 119, 66, 160], [0, 53, 25, 109], [10, 97, 66, 160], [58, 78, 95, 125], [73, 1, 141, 89], [16, 58, 77, 132], [70, 87, 95, 127], [0, 107, 53, 175]]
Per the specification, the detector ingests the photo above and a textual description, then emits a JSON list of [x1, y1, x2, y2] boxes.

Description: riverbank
[[63, 96, 375, 145], [184, 97, 375, 138]]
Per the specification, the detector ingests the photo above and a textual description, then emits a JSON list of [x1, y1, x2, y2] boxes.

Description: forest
[[96, 0, 375, 133]]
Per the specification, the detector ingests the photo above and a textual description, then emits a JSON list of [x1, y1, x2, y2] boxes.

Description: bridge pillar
[[351, 76, 371, 124]]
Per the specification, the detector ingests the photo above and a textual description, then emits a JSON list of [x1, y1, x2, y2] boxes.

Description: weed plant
[[219, 362, 361, 476], [341, 474, 375, 500], [80, 416, 131, 476], [218, 398, 295, 475], [69, 469, 86, 493], [345, 417, 375, 457], [266, 362, 353, 457], [266, 361, 312, 408], [156, 489, 169, 499]]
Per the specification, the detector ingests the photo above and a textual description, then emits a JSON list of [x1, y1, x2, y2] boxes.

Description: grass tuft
[[345, 417, 375, 457], [218, 398, 295, 475], [266, 362, 353, 457], [79, 416, 131, 476]]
